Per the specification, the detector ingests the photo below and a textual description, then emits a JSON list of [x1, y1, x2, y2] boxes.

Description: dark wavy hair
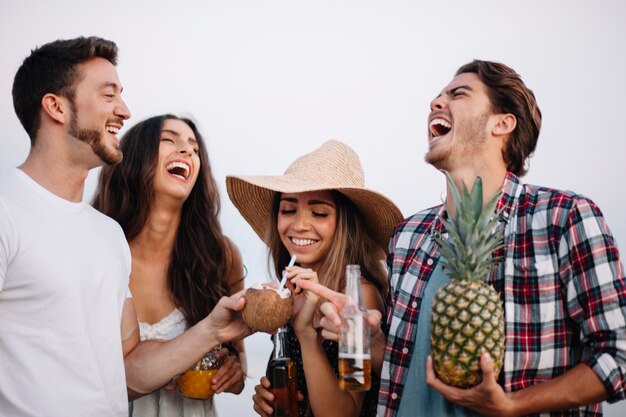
[[267, 191, 387, 304], [92, 114, 233, 327], [456, 60, 542, 176], [12, 36, 118, 143]]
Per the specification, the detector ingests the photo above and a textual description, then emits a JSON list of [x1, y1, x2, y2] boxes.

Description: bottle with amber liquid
[[267, 325, 298, 417], [338, 264, 372, 391]]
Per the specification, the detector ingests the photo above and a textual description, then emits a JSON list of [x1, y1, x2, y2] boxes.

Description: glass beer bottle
[[267, 325, 298, 417], [338, 264, 372, 391]]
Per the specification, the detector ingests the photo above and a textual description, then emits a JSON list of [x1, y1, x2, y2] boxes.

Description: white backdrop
[[1, 1, 625, 416]]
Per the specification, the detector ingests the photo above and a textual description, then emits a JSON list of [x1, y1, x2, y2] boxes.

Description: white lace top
[[129, 309, 217, 417], [138, 309, 187, 341]]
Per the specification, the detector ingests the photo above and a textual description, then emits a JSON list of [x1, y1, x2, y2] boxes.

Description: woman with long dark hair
[[93, 114, 246, 416]]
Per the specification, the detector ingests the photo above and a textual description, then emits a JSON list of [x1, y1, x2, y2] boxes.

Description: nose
[[430, 94, 448, 112], [178, 141, 194, 155], [292, 211, 311, 231], [115, 98, 131, 120]]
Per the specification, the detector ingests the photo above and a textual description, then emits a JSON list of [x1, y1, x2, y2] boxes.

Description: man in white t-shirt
[[0, 36, 252, 417]]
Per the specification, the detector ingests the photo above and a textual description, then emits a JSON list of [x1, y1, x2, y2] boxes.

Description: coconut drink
[[242, 283, 294, 333]]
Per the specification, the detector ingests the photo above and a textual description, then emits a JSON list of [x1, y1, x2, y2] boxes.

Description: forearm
[[371, 325, 386, 377], [507, 364, 608, 416], [234, 339, 248, 375], [125, 318, 221, 395], [298, 330, 363, 417]]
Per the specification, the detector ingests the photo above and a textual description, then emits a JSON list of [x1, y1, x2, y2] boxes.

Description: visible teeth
[[106, 125, 120, 134], [430, 118, 451, 129], [165, 161, 190, 179], [292, 238, 315, 246], [429, 118, 451, 137]]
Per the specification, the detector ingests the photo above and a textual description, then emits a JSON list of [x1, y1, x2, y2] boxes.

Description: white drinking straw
[[279, 255, 297, 290]]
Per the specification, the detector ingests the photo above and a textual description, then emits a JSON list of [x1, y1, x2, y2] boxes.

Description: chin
[[106, 150, 123, 165]]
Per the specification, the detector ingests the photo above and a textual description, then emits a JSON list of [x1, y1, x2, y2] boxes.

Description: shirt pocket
[[511, 258, 563, 323]]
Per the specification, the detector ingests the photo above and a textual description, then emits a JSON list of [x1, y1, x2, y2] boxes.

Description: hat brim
[[226, 175, 403, 251]]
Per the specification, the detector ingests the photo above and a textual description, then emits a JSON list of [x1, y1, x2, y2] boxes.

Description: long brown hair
[[92, 114, 233, 327], [456, 60, 542, 177], [267, 190, 387, 302]]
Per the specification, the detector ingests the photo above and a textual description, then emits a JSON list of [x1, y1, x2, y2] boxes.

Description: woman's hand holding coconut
[[205, 289, 253, 345]]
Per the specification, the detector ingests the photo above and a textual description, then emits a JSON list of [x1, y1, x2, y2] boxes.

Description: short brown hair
[[456, 60, 542, 176], [12, 36, 118, 143]]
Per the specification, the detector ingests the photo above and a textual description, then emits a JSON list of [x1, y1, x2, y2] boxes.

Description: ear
[[492, 113, 516, 137], [41, 93, 70, 125]]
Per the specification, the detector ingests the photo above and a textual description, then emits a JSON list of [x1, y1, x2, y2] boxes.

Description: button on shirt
[[378, 172, 626, 417]]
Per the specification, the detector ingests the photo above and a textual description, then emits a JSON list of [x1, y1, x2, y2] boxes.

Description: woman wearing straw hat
[[93, 114, 247, 417], [227, 140, 403, 417]]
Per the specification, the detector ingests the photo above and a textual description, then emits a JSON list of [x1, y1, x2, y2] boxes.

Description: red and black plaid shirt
[[379, 173, 626, 417]]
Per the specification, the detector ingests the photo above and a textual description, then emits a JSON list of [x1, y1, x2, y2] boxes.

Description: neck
[[130, 203, 181, 260], [444, 164, 507, 217], [19, 144, 91, 203]]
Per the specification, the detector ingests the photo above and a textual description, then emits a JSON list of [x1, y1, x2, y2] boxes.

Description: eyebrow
[[161, 129, 198, 145], [447, 85, 473, 96], [100, 82, 123, 92], [280, 197, 336, 208], [161, 129, 181, 137]]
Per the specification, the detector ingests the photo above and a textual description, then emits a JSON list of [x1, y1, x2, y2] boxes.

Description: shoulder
[[393, 204, 442, 235], [521, 182, 580, 205], [87, 205, 127, 237], [224, 236, 242, 266], [0, 169, 21, 198], [360, 278, 385, 314], [389, 204, 442, 249], [224, 236, 245, 291], [518, 182, 604, 226]]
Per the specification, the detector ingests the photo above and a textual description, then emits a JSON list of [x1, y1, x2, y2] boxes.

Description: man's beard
[[424, 113, 489, 171], [69, 107, 122, 166]]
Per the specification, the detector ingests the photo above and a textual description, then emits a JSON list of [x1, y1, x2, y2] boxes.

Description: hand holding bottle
[[293, 279, 382, 342], [252, 376, 305, 417], [338, 265, 371, 391]]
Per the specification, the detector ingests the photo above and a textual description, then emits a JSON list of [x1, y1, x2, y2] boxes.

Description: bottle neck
[[345, 265, 363, 307], [273, 326, 289, 359]]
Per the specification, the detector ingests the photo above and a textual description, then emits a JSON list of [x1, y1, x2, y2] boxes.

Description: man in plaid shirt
[[297, 59, 625, 416]]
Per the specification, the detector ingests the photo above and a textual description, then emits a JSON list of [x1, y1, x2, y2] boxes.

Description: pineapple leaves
[[469, 176, 483, 223], [435, 171, 506, 282]]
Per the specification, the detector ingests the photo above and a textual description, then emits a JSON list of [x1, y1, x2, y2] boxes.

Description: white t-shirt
[[0, 168, 131, 417]]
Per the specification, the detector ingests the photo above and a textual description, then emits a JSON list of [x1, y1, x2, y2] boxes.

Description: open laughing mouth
[[429, 117, 451, 139], [165, 161, 190, 181]]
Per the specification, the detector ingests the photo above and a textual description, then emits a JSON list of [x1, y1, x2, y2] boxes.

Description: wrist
[[504, 391, 524, 417], [294, 324, 318, 341], [199, 315, 222, 346]]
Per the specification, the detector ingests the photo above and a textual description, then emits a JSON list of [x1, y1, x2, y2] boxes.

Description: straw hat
[[226, 140, 403, 249]]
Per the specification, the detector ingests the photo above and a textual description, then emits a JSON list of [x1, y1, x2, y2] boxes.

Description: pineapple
[[430, 172, 505, 388]]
